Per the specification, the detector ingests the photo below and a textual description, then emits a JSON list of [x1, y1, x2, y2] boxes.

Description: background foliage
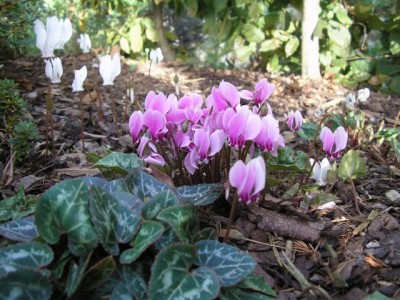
[[1, 0, 400, 92]]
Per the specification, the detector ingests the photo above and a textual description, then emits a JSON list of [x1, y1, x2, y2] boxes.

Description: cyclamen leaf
[[157, 204, 197, 242], [219, 287, 275, 300], [177, 183, 224, 206], [35, 179, 98, 256], [81, 256, 116, 291], [93, 152, 143, 175], [89, 185, 140, 256], [141, 190, 178, 220], [236, 273, 276, 297], [195, 240, 256, 287], [0, 270, 52, 300], [0, 216, 38, 242], [338, 150, 367, 180], [121, 266, 147, 299], [65, 254, 91, 298], [127, 171, 173, 200], [154, 227, 180, 250], [0, 241, 54, 277], [120, 221, 165, 264], [149, 244, 219, 300]]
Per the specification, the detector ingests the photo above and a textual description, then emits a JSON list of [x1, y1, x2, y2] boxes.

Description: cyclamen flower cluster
[[128, 78, 284, 177]]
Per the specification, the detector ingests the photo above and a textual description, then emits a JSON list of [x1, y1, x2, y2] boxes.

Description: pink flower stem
[[223, 191, 239, 243], [299, 115, 330, 190], [260, 151, 270, 201]]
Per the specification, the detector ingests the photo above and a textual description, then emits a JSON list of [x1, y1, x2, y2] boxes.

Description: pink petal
[[229, 160, 246, 189], [143, 109, 165, 139], [239, 90, 253, 100], [333, 126, 348, 152], [244, 113, 262, 141], [144, 91, 156, 110], [209, 130, 226, 156], [220, 81, 239, 107], [320, 127, 334, 154], [144, 153, 165, 166], [249, 156, 266, 195], [129, 111, 144, 142]]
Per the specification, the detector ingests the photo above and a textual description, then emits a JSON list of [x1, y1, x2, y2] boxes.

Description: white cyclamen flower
[[54, 18, 72, 49], [344, 93, 356, 108], [34, 16, 72, 57], [72, 66, 87, 92], [357, 88, 370, 102], [99, 54, 121, 85], [310, 157, 331, 186], [77, 33, 91, 53], [149, 47, 164, 64], [45, 57, 63, 83]]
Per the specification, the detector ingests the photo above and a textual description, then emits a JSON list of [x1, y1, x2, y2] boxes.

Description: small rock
[[366, 241, 380, 249], [385, 190, 400, 206], [27, 91, 38, 98]]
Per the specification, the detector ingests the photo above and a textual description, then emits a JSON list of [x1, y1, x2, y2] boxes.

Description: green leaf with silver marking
[[35, 179, 98, 256]]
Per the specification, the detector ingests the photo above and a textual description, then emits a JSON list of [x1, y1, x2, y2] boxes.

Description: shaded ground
[[0, 53, 400, 299]]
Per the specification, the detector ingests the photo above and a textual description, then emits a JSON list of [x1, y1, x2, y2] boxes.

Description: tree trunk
[[153, 1, 175, 61], [301, 0, 321, 79]]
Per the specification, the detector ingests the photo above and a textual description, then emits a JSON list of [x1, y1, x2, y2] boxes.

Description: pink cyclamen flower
[[129, 111, 144, 143], [320, 126, 348, 158], [138, 136, 165, 166], [240, 78, 275, 106], [206, 81, 240, 111], [254, 115, 285, 156], [222, 107, 261, 148], [229, 156, 266, 204], [143, 109, 167, 141], [184, 127, 226, 174], [286, 110, 303, 132]]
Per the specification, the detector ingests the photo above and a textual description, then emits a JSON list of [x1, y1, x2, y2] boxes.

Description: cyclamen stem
[[108, 86, 120, 137], [93, 68, 104, 121], [349, 177, 362, 215], [148, 60, 153, 76], [46, 81, 55, 157], [79, 92, 85, 152], [223, 191, 239, 243]]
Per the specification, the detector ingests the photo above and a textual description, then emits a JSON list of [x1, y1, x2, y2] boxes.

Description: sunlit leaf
[[236, 273, 276, 296], [93, 152, 142, 175], [285, 36, 299, 57], [338, 150, 367, 180]]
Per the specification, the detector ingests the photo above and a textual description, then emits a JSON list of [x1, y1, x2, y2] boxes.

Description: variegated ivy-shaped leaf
[[338, 150, 367, 180], [81, 256, 116, 291], [219, 287, 275, 300], [155, 227, 180, 250], [195, 240, 256, 287], [149, 243, 219, 300], [0, 242, 54, 277], [141, 190, 178, 220], [35, 179, 99, 256], [89, 185, 140, 256], [236, 273, 276, 297], [0, 270, 52, 300], [93, 152, 143, 175], [120, 221, 165, 264], [81, 176, 130, 193], [127, 171, 172, 201], [0, 241, 54, 277], [177, 183, 224, 206], [157, 204, 197, 242], [0, 216, 38, 242], [65, 254, 91, 298]]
